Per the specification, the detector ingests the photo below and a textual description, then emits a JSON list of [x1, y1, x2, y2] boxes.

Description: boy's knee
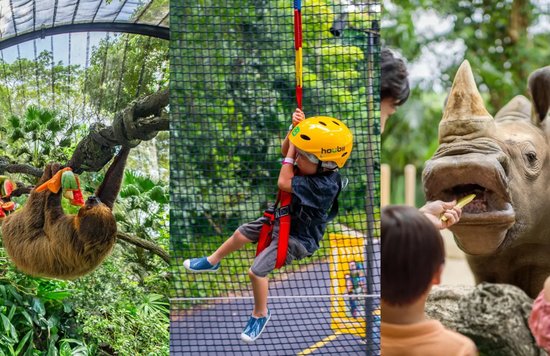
[[248, 268, 265, 279], [234, 230, 251, 244]]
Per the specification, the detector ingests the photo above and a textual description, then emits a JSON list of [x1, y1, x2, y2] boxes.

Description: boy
[[380, 47, 410, 133], [381, 205, 477, 355], [183, 108, 353, 343]]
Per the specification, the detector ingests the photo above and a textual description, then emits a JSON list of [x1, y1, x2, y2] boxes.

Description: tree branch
[[68, 89, 170, 173], [0, 159, 42, 177], [116, 231, 170, 264]]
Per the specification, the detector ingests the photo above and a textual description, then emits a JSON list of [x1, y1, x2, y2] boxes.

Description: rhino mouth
[[423, 155, 516, 255], [436, 183, 514, 223]]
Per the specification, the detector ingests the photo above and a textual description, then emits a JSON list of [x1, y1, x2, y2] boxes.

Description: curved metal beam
[[0, 22, 169, 50]]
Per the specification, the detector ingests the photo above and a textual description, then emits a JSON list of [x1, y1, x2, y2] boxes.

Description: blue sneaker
[[183, 257, 220, 273], [240, 309, 271, 343]]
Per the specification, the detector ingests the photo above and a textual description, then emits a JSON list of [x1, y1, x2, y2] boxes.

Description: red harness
[[255, 190, 292, 269]]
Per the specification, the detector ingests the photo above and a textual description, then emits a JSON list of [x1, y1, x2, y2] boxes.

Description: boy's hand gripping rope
[[255, 0, 302, 269]]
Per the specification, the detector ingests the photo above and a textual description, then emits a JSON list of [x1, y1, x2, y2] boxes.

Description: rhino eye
[[525, 151, 537, 164]]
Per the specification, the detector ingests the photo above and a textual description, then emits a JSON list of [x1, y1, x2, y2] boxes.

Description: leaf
[[58, 138, 72, 148], [120, 184, 141, 198], [20, 311, 33, 326], [38, 110, 55, 125], [47, 341, 58, 356], [14, 330, 32, 356], [17, 146, 31, 157], [148, 186, 168, 204], [7, 115, 20, 128], [9, 128, 24, 143], [7, 306, 15, 321], [41, 290, 71, 301], [7, 287, 22, 304], [23, 121, 39, 133], [31, 298, 45, 316], [25, 106, 40, 122], [0, 314, 17, 341], [46, 119, 62, 132], [136, 177, 156, 192]]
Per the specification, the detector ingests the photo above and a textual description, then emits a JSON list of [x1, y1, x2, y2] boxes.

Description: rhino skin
[[423, 60, 550, 298]]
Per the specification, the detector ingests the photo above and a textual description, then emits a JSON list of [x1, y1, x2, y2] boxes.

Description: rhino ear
[[528, 66, 550, 124], [494, 95, 531, 122], [439, 60, 495, 143]]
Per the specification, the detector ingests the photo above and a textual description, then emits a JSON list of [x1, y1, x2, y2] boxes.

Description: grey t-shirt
[[289, 171, 341, 254]]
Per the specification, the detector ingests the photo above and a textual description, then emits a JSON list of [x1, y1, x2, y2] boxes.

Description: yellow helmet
[[289, 116, 353, 168]]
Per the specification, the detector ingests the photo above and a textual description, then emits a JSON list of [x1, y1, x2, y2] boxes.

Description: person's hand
[[419, 200, 462, 230], [292, 108, 305, 127]]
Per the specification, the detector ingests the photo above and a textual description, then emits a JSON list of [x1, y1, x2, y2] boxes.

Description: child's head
[[289, 116, 353, 174], [381, 205, 445, 306], [381, 48, 409, 132]]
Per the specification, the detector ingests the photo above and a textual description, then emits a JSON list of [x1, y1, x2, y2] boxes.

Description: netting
[[170, 1, 380, 355]]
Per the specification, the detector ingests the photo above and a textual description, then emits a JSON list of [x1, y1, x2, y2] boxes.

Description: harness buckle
[[275, 205, 290, 219]]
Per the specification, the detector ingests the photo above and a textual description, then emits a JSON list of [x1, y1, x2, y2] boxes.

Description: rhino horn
[[439, 60, 495, 143]]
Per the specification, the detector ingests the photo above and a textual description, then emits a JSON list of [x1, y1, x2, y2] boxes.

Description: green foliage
[[0, 253, 95, 355], [1, 106, 84, 171], [0, 52, 83, 124], [116, 170, 169, 250], [70, 247, 169, 356], [82, 35, 168, 117], [0, 173, 170, 355]]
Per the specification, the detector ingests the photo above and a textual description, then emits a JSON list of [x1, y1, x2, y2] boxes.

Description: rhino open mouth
[[435, 183, 514, 224], [423, 155, 516, 255]]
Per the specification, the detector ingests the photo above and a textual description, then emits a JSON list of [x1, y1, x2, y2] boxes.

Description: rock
[[426, 283, 545, 356]]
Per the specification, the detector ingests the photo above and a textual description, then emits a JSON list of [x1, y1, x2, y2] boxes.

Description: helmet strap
[[316, 160, 324, 174]]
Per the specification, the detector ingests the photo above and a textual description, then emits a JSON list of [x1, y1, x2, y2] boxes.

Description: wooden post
[[381, 163, 390, 207], [404, 164, 416, 207]]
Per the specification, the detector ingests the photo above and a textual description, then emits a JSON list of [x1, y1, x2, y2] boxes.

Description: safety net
[[170, 1, 381, 355]]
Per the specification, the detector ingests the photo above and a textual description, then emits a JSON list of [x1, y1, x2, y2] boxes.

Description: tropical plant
[[1, 106, 84, 171]]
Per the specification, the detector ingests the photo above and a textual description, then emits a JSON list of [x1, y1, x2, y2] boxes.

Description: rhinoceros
[[422, 60, 550, 298]]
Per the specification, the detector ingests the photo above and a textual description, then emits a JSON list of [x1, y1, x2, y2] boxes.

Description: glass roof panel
[[0, 0, 168, 47]]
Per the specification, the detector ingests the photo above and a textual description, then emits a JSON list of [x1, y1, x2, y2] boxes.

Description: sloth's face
[[85, 195, 101, 207], [77, 203, 116, 236]]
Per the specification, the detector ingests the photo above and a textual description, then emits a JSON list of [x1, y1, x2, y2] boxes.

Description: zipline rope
[[294, 0, 303, 110]]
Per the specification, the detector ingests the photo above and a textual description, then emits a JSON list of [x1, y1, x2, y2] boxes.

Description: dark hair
[[381, 205, 445, 306], [381, 48, 410, 105]]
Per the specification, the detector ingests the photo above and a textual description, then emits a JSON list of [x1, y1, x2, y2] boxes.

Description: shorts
[[238, 217, 310, 277]]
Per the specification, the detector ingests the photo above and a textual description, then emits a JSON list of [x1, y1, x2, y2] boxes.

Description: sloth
[[1, 147, 130, 279]]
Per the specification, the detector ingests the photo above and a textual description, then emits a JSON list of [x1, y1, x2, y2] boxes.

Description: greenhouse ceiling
[[0, 0, 169, 50]]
